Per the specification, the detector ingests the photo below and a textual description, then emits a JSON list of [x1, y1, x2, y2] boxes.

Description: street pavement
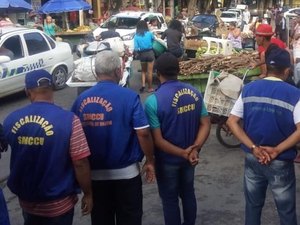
[[1, 60, 300, 225]]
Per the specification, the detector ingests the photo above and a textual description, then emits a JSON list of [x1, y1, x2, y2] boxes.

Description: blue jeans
[[156, 163, 196, 225], [22, 208, 74, 225], [0, 188, 10, 225], [244, 153, 297, 225]]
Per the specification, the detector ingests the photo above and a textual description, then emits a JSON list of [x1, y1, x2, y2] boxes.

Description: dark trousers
[[22, 208, 74, 225], [91, 175, 143, 225]]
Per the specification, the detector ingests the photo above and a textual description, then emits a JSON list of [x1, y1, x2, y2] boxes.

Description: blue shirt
[[241, 79, 300, 160], [145, 80, 208, 165], [3, 102, 78, 202], [134, 31, 154, 51], [72, 81, 149, 170]]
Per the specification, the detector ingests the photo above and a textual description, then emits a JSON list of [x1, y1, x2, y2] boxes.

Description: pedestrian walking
[[227, 48, 300, 225], [3, 69, 93, 225], [71, 50, 155, 225], [134, 20, 155, 93], [0, 123, 10, 225], [144, 52, 211, 225], [241, 6, 251, 31]]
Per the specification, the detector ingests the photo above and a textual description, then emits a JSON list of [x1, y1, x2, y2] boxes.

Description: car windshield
[[221, 13, 236, 18], [192, 15, 215, 25], [101, 16, 140, 29]]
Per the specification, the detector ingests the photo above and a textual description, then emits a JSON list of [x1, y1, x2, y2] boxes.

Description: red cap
[[255, 24, 274, 36]]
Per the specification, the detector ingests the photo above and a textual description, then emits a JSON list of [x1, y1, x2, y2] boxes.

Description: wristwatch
[[250, 144, 257, 151]]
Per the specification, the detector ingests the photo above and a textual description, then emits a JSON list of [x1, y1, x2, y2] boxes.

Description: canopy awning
[[0, 0, 32, 11], [39, 0, 91, 14]]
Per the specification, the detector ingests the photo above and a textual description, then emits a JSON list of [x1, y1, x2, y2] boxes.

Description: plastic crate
[[203, 71, 237, 117], [178, 73, 209, 93]]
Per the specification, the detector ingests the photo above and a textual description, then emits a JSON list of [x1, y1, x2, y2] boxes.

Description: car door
[[0, 34, 27, 97], [0, 31, 55, 98]]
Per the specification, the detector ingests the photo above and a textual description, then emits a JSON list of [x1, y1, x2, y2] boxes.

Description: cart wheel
[[216, 122, 241, 148]]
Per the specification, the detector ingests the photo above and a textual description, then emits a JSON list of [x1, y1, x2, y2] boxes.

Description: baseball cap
[[255, 24, 274, 36], [155, 52, 180, 77], [266, 48, 291, 68], [25, 69, 53, 89]]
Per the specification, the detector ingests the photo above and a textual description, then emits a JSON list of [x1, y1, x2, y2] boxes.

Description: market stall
[[178, 42, 261, 94], [39, 0, 92, 45]]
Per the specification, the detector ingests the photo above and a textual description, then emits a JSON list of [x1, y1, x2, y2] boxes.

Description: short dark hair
[[267, 65, 288, 75], [168, 19, 183, 33]]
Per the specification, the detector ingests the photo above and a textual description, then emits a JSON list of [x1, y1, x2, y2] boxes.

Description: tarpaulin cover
[[39, 0, 91, 14]]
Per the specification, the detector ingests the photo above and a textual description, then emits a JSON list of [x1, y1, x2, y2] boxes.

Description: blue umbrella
[[0, 0, 32, 11], [39, 0, 91, 14]]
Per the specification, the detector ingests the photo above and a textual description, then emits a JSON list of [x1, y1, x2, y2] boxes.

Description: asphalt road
[[1, 60, 300, 225]]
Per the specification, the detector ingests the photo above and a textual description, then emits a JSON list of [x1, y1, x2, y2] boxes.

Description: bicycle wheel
[[216, 123, 241, 148]]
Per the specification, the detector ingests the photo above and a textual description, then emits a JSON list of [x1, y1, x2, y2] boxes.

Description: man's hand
[[188, 149, 199, 166], [81, 193, 93, 216], [259, 146, 280, 163], [182, 144, 198, 160], [252, 146, 271, 164], [142, 160, 155, 183]]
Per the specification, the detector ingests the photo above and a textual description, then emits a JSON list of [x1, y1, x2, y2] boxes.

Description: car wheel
[[52, 66, 67, 90]]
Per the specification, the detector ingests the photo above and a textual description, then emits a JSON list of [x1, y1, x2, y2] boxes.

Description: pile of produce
[[180, 51, 259, 76], [73, 25, 92, 32]]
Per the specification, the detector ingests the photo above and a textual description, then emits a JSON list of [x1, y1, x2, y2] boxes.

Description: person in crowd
[[257, 34, 288, 78], [227, 48, 299, 225], [110, 1, 119, 15], [278, 11, 287, 44], [161, 19, 184, 58], [3, 69, 93, 225], [292, 14, 300, 63], [134, 20, 155, 93], [252, 24, 289, 78], [241, 6, 251, 31], [148, 17, 160, 32], [0, 123, 10, 225], [145, 53, 211, 225], [44, 15, 57, 39], [227, 22, 242, 49], [71, 50, 155, 225], [98, 21, 120, 40]]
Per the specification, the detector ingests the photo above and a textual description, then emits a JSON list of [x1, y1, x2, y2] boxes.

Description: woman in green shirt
[[44, 15, 56, 39]]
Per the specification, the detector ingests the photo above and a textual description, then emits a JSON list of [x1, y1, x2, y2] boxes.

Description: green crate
[[178, 73, 209, 94]]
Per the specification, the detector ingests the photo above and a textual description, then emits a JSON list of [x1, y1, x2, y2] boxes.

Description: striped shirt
[[19, 116, 90, 217]]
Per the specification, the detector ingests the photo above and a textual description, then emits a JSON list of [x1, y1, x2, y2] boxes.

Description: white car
[[284, 8, 300, 18], [220, 11, 242, 27], [0, 26, 74, 98], [228, 8, 243, 21], [93, 11, 167, 52]]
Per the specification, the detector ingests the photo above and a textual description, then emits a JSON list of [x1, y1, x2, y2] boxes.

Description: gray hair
[[94, 50, 121, 76]]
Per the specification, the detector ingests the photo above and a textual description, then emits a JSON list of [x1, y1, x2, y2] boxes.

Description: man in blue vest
[[3, 69, 93, 225], [71, 50, 155, 225], [144, 52, 211, 225], [0, 123, 10, 225], [227, 48, 300, 225]]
